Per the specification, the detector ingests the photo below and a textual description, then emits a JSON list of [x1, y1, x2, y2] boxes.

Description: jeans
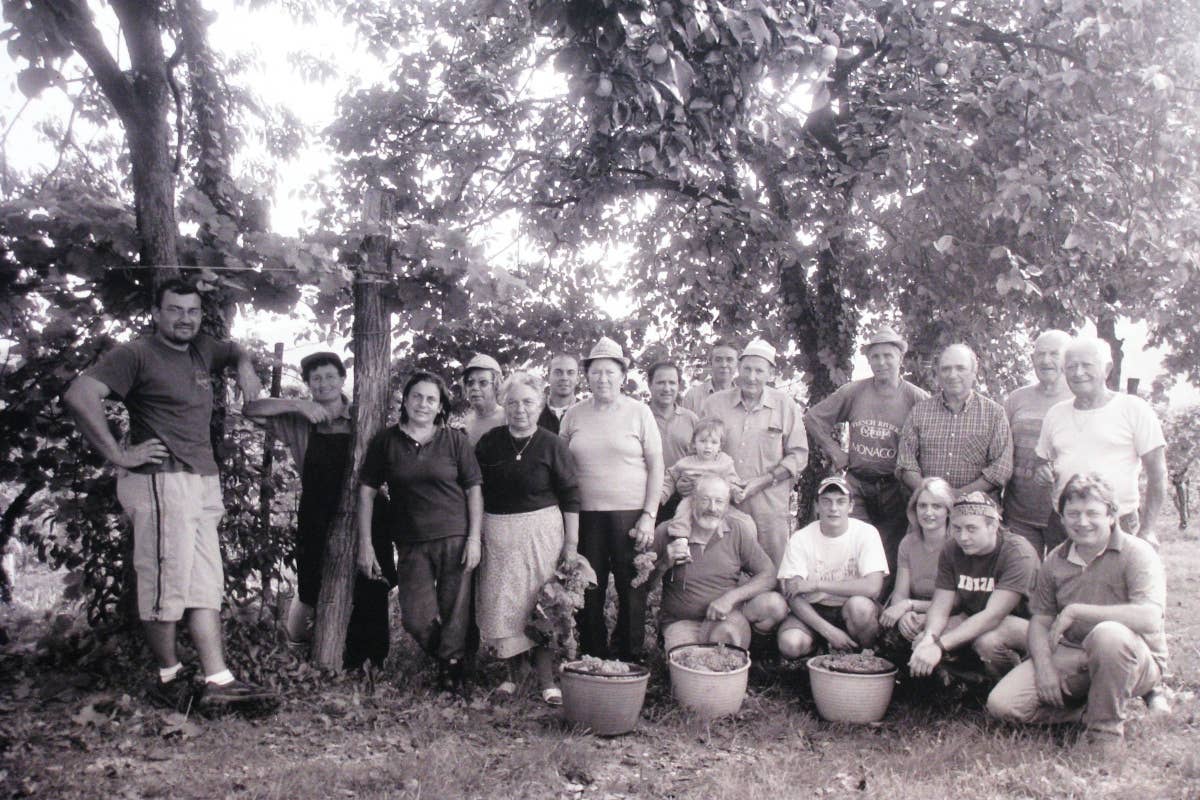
[[395, 536, 474, 662], [986, 621, 1162, 736]]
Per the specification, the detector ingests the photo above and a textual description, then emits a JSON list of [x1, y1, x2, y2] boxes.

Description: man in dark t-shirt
[[805, 326, 928, 576], [64, 279, 275, 713], [909, 493, 1038, 680]]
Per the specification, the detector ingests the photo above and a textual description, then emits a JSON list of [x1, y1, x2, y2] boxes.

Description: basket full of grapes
[[667, 643, 751, 718], [559, 656, 651, 736]]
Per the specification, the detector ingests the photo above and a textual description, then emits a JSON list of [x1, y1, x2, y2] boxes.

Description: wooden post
[[312, 236, 391, 668], [258, 343, 284, 617], [258, 343, 284, 531]]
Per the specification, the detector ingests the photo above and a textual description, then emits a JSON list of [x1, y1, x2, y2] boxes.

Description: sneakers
[[197, 678, 278, 709], [1145, 688, 1171, 715], [146, 671, 197, 712]]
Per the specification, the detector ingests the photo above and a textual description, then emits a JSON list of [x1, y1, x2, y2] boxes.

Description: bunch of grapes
[[630, 549, 658, 588], [527, 557, 598, 659]]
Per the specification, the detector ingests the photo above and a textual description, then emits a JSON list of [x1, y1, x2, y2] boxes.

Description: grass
[[2, 511, 1198, 800]]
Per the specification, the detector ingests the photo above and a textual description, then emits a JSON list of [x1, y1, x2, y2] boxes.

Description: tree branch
[[40, 0, 135, 119], [952, 14, 1084, 67]]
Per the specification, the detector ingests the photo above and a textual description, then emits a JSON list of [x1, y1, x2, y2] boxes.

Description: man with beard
[[651, 475, 783, 654], [64, 279, 275, 713]]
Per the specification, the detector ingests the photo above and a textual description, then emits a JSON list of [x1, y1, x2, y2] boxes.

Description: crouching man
[[909, 492, 1038, 680], [987, 473, 1168, 750], [772, 476, 890, 657], [654, 475, 785, 654]]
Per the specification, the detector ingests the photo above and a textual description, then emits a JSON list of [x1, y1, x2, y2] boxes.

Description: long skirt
[[476, 506, 564, 659]]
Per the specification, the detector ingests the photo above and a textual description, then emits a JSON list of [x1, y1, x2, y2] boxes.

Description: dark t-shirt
[[85, 334, 236, 475], [360, 425, 482, 543], [934, 530, 1038, 617], [475, 427, 581, 515], [805, 378, 928, 478], [655, 509, 774, 626]]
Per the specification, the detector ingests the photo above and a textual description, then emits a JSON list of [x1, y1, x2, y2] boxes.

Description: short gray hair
[[1065, 336, 1113, 368], [498, 370, 546, 406]]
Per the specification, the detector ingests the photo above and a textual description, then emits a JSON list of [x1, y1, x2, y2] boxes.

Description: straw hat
[[463, 353, 502, 376], [582, 336, 629, 369], [739, 339, 777, 367], [860, 326, 908, 355]]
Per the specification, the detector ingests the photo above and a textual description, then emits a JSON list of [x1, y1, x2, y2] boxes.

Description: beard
[[159, 324, 199, 345]]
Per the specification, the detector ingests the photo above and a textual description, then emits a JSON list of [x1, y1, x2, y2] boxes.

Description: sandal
[[495, 681, 518, 698], [541, 687, 563, 706]]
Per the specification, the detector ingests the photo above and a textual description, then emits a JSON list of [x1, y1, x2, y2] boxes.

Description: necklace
[[509, 428, 537, 461]]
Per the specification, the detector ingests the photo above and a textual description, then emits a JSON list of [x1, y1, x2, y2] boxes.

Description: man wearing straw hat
[[909, 492, 1038, 681], [702, 339, 809, 566], [805, 325, 929, 577]]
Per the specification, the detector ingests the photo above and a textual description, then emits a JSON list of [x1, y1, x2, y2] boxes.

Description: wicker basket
[[806, 654, 897, 723], [560, 661, 650, 736], [668, 643, 751, 718]]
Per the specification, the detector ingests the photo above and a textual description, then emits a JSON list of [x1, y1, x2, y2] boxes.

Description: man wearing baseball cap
[[909, 492, 1038, 681], [769, 475, 890, 658], [700, 339, 809, 566], [461, 353, 506, 445], [805, 325, 929, 579]]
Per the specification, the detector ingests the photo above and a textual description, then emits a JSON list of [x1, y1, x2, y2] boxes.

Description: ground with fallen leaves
[[2, 516, 1198, 800]]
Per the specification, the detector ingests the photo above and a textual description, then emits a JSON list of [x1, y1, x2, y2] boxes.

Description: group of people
[[64, 279, 1171, 751]]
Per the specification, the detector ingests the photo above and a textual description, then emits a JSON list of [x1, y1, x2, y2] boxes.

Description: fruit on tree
[[648, 43, 669, 64], [933, 61, 949, 77], [596, 76, 613, 97], [639, 143, 657, 163], [820, 44, 838, 63]]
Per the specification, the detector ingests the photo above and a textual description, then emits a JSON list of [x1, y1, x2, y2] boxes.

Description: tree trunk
[[312, 238, 391, 668], [1096, 311, 1123, 391], [42, 0, 179, 268]]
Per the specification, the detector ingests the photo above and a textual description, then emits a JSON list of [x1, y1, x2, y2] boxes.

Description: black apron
[[297, 428, 395, 669]]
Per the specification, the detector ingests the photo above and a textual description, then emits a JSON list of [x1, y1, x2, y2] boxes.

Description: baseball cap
[[817, 475, 851, 496]]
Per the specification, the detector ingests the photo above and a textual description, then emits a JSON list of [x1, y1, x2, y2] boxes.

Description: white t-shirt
[[1035, 393, 1166, 515], [776, 518, 889, 607]]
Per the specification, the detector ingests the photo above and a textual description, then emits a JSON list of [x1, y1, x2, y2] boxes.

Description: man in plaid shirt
[[896, 344, 1013, 503]]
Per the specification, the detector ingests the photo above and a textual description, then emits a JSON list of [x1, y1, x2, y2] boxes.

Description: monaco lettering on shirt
[[957, 574, 996, 593]]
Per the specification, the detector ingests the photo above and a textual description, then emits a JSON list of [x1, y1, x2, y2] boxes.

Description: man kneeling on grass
[[771, 476, 890, 658], [653, 475, 785, 654], [909, 492, 1038, 682], [986, 473, 1168, 751]]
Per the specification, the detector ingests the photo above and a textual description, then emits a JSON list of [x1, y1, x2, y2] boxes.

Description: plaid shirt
[[896, 389, 1013, 490]]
